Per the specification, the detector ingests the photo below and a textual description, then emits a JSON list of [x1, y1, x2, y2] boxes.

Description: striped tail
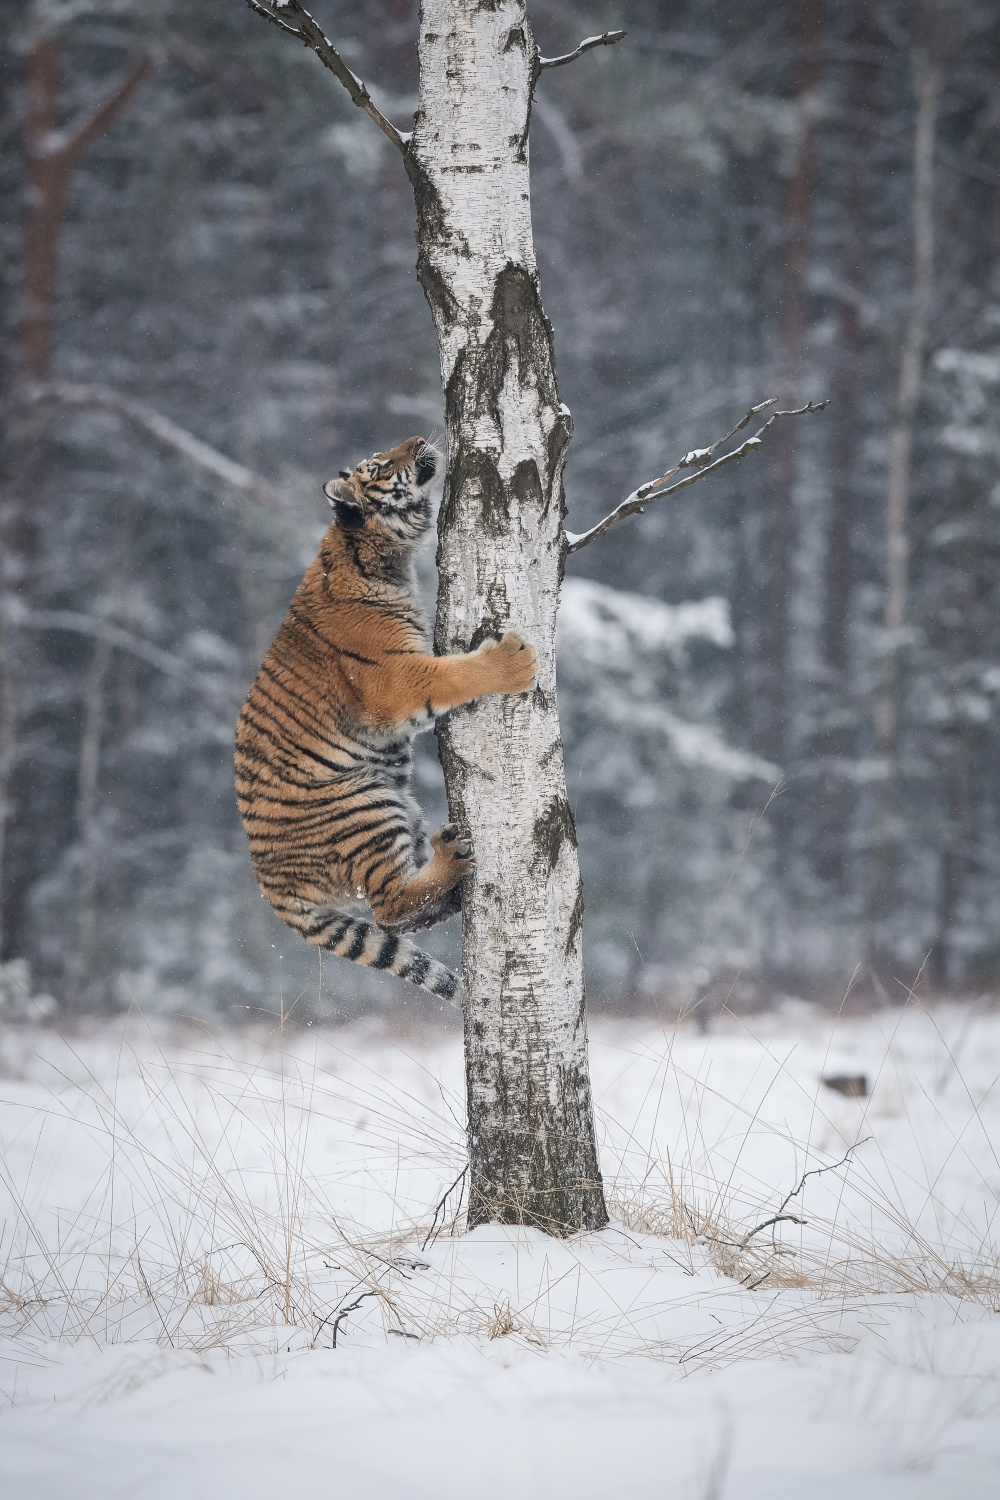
[[280, 902, 459, 1002]]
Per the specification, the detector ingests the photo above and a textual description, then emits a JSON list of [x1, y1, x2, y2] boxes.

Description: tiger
[[234, 435, 537, 1002]]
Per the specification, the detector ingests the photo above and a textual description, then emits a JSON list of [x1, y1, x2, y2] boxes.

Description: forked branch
[[52, 55, 153, 170], [538, 31, 627, 70], [243, 0, 408, 151], [565, 397, 828, 555]]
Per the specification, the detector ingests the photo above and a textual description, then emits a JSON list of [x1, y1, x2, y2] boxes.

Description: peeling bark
[[409, 1, 606, 1234]]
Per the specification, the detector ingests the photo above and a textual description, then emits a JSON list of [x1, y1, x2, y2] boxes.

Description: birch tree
[[243, 0, 822, 1233]]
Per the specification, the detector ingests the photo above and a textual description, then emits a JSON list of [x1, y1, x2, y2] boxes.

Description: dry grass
[[0, 999, 997, 1372], [602, 1001, 1000, 1312]]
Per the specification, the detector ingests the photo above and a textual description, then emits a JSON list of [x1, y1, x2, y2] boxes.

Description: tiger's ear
[[323, 478, 364, 530]]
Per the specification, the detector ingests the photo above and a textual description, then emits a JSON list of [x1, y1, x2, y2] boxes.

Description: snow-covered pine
[[408, 2, 606, 1233]]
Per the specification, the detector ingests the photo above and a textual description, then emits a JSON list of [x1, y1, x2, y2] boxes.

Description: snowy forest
[[3, 0, 1000, 1020]]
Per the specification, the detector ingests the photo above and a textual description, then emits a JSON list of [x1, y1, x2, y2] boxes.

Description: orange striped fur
[[234, 437, 537, 1000]]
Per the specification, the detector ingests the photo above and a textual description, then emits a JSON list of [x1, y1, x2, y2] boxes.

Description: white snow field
[[1, 999, 999, 1499]]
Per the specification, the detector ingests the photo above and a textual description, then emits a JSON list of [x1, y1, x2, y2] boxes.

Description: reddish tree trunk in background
[[0, 25, 149, 956], [752, 0, 822, 770], [20, 37, 151, 386], [866, 50, 941, 960]]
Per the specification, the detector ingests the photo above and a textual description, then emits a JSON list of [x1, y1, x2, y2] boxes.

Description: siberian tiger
[[234, 436, 537, 1001]]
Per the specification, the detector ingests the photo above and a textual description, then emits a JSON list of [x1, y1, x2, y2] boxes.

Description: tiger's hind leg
[[367, 824, 473, 935], [384, 878, 463, 933]]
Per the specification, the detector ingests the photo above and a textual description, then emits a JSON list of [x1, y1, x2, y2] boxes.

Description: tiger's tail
[[276, 901, 459, 1003]]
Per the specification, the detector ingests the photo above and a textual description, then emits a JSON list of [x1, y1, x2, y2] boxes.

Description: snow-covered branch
[[243, 0, 408, 152], [565, 398, 828, 555], [27, 382, 286, 514], [538, 31, 627, 71]]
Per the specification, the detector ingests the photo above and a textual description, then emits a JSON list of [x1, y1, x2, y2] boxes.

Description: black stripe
[[292, 617, 378, 666], [431, 969, 457, 1000], [371, 935, 400, 971], [345, 824, 408, 860], [343, 926, 368, 961], [244, 795, 406, 834], [403, 951, 431, 986], [256, 666, 330, 729]]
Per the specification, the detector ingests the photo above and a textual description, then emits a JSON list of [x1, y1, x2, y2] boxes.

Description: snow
[[557, 579, 777, 782], [559, 577, 734, 666], [1, 1001, 999, 1498]]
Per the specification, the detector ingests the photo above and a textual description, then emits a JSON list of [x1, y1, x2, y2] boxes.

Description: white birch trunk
[[408, 0, 606, 1232]]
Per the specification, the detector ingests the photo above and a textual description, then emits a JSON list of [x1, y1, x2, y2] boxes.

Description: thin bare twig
[[421, 1167, 468, 1252], [538, 31, 627, 70], [693, 1137, 871, 1253], [565, 398, 828, 555], [244, 0, 408, 151], [26, 381, 285, 513], [319, 1286, 380, 1348], [774, 1137, 872, 1221]]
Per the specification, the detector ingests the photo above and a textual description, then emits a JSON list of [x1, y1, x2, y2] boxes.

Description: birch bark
[[407, 1, 606, 1233]]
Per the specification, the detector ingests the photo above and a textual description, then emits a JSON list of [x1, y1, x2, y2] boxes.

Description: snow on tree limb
[[537, 31, 627, 71], [565, 398, 828, 555], [244, 0, 409, 151], [27, 381, 286, 514]]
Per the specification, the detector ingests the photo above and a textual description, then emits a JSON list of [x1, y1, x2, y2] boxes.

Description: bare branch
[[421, 1167, 468, 1251], [774, 1137, 872, 1221], [538, 31, 627, 71], [565, 398, 828, 555], [27, 381, 286, 514], [244, 0, 408, 152], [691, 1138, 871, 1255]]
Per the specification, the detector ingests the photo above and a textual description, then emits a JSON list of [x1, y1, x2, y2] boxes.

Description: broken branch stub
[[537, 31, 627, 72]]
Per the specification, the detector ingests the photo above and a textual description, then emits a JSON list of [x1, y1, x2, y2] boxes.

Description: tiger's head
[[323, 436, 440, 548]]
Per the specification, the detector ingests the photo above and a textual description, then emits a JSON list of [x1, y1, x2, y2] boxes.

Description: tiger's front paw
[[476, 632, 538, 695], [431, 823, 475, 882]]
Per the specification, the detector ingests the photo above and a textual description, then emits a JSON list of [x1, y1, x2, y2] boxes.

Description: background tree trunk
[[867, 49, 940, 957], [0, 15, 148, 957], [409, 1, 607, 1234], [753, 0, 822, 773], [811, 0, 878, 890]]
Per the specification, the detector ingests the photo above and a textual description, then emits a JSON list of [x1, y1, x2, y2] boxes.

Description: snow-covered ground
[[1, 999, 998, 1498]]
